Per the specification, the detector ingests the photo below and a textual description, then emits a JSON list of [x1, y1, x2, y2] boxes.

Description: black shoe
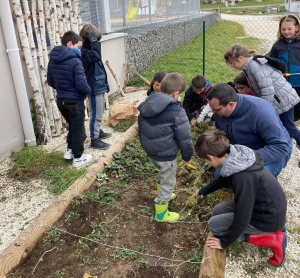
[[91, 139, 111, 150], [99, 129, 112, 139]]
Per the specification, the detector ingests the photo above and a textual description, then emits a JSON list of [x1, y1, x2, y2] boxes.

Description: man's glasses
[[235, 85, 246, 90], [211, 105, 226, 113]]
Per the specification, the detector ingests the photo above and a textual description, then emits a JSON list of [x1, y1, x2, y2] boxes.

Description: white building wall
[[0, 20, 25, 161]]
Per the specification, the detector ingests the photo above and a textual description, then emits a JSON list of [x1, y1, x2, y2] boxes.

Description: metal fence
[[79, 0, 201, 33]]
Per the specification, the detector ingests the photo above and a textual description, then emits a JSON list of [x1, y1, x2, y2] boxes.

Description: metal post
[[121, 0, 127, 28], [166, 0, 168, 19], [148, 0, 152, 22], [203, 21, 205, 76]]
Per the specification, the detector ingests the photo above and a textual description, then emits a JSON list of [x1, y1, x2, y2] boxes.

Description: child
[[79, 24, 111, 150], [269, 14, 300, 121], [195, 129, 287, 267], [138, 73, 194, 222], [224, 44, 300, 150], [183, 75, 212, 125], [233, 72, 254, 96], [47, 31, 92, 168], [146, 71, 166, 96]]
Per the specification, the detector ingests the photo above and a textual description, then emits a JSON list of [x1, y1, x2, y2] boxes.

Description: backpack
[[253, 55, 286, 73]]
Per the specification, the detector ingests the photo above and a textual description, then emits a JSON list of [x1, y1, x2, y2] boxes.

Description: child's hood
[[49, 45, 77, 63], [138, 92, 178, 117], [220, 144, 261, 177]]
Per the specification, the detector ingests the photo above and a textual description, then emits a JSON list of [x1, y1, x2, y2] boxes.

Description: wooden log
[[199, 192, 232, 278], [124, 62, 150, 85], [104, 93, 110, 110], [124, 86, 149, 93], [199, 232, 226, 278], [0, 122, 138, 276], [122, 62, 130, 92], [105, 60, 126, 97]]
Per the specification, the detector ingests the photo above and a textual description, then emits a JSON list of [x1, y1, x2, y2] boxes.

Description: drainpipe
[[0, 1, 36, 147]]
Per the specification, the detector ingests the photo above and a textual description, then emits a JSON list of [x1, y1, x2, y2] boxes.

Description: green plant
[[54, 268, 66, 277], [97, 186, 116, 204], [0, 196, 7, 202], [138, 245, 146, 253], [43, 229, 61, 243], [227, 241, 245, 259], [171, 248, 179, 259], [70, 249, 82, 258], [111, 246, 137, 261], [78, 256, 95, 267], [70, 211, 80, 220], [112, 119, 136, 132], [139, 204, 154, 217], [6, 269, 23, 278]]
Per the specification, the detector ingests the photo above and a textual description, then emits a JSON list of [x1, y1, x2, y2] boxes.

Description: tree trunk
[[63, 0, 71, 31], [74, 0, 82, 30], [50, 0, 61, 45], [70, 0, 78, 33], [38, 0, 62, 136], [13, 0, 51, 144]]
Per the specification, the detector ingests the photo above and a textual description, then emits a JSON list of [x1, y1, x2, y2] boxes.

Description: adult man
[[207, 83, 292, 177]]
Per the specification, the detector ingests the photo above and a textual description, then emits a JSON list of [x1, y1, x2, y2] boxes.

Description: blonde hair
[[277, 14, 300, 41], [160, 73, 186, 95], [224, 44, 257, 65], [79, 23, 102, 45]]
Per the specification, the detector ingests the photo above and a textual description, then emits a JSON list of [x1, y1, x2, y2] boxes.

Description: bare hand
[[190, 119, 196, 125], [206, 237, 222, 249]]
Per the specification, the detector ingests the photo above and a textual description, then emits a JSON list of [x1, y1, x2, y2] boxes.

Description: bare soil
[[12, 133, 222, 278]]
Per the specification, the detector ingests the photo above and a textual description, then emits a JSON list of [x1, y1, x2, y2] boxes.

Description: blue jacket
[[214, 94, 292, 165], [81, 41, 109, 95], [47, 46, 90, 100], [270, 38, 300, 88], [138, 92, 194, 162]]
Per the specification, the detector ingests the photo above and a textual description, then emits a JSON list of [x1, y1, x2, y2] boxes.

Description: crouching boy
[[138, 73, 194, 222], [195, 129, 287, 267]]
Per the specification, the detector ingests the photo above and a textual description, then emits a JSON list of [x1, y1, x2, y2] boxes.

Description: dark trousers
[[56, 98, 86, 158], [294, 87, 300, 121], [279, 107, 300, 146]]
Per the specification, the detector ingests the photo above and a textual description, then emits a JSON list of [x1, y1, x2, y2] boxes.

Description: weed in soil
[[11, 130, 226, 277]]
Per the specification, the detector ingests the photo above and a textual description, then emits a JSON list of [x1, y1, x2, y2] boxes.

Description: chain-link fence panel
[[219, 13, 281, 54], [79, 0, 201, 33]]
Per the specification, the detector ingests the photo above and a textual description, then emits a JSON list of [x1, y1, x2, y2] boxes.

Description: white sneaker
[[72, 154, 93, 168], [63, 148, 74, 159]]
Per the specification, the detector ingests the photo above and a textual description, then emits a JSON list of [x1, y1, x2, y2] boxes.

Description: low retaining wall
[[120, 13, 218, 72]]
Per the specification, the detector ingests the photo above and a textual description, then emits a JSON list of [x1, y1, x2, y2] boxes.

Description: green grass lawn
[[129, 20, 262, 88], [201, 0, 283, 9]]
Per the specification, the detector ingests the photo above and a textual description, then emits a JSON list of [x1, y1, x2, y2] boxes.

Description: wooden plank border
[[0, 122, 138, 276]]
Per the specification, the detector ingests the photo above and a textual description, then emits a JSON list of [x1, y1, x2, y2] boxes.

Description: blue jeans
[[264, 151, 291, 178], [279, 107, 300, 146]]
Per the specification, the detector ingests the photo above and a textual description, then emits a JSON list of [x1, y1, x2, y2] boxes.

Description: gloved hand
[[86, 29, 98, 42]]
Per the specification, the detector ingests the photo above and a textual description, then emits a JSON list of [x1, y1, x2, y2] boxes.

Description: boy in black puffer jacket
[[47, 31, 92, 168]]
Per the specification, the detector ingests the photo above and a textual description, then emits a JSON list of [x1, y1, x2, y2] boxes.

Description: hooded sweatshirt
[[198, 144, 287, 249], [47, 45, 91, 100], [137, 92, 194, 162]]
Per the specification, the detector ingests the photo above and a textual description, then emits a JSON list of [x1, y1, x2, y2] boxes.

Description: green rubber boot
[[157, 181, 176, 201], [154, 200, 180, 222]]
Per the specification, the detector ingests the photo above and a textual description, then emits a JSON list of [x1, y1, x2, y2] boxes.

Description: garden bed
[[6, 125, 225, 277]]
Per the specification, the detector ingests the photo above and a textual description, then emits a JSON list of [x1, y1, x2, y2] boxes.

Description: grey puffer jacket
[[137, 92, 194, 162], [243, 56, 300, 115]]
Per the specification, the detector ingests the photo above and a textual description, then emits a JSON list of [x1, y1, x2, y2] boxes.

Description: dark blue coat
[[81, 41, 109, 95], [270, 38, 300, 88], [47, 45, 91, 100]]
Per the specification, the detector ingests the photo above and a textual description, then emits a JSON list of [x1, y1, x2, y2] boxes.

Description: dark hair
[[224, 44, 257, 65], [233, 72, 249, 87], [160, 73, 186, 95], [150, 72, 166, 87], [79, 23, 102, 45], [207, 83, 238, 105], [61, 31, 83, 46], [195, 129, 230, 160], [277, 14, 300, 41], [191, 75, 206, 89]]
